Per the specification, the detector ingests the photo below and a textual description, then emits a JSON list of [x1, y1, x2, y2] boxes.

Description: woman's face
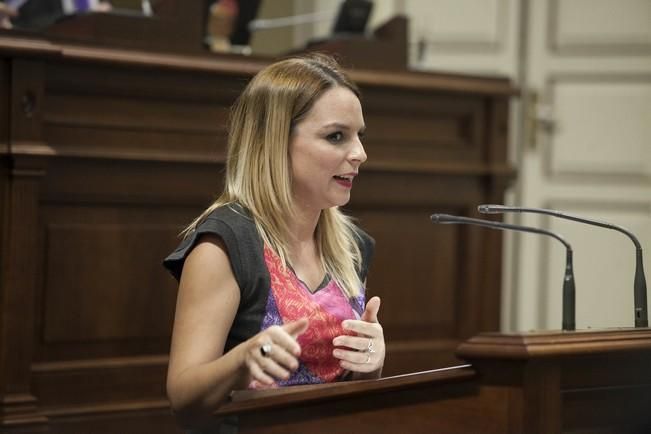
[[289, 86, 367, 213]]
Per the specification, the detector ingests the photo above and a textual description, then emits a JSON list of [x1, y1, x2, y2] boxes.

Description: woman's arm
[[166, 234, 246, 425], [166, 234, 307, 427]]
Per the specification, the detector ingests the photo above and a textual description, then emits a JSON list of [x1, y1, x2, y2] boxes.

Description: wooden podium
[[215, 329, 651, 434]]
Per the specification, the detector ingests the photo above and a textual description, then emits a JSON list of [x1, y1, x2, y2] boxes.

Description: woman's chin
[[333, 197, 351, 208]]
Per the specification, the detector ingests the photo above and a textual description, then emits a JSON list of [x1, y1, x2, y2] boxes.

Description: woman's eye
[[327, 132, 344, 143]]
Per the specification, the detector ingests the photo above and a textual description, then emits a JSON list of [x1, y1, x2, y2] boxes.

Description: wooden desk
[[215, 329, 651, 434]]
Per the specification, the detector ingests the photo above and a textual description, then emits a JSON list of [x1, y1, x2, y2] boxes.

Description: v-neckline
[[288, 265, 330, 294]]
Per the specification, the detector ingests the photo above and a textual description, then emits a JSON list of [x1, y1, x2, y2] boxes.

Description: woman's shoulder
[[349, 223, 374, 283], [163, 203, 261, 282], [202, 202, 254, 229], [181, 203, 258, 251], [351, 223, 375, 252]]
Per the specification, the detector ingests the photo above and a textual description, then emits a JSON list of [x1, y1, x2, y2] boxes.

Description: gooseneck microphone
[[431, 213, 576, 331], [478, 204, 648, 328]]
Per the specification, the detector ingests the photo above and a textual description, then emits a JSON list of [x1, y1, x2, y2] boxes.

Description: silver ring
[[260, 343, 273, 357], [365, 353, 371, 364], [367, 339, 376, 354]]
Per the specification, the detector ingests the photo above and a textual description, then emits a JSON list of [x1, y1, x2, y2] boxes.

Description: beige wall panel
[[551, 0, 651, 51], [405, 0, 518, 76], [406, 0, 505, 49], [547, 77, 651, 177]]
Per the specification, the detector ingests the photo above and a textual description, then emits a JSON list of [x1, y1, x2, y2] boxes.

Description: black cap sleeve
[[162, 205, 263, 292], [353, 226, 375, 282], [162, 219, 240, 283]]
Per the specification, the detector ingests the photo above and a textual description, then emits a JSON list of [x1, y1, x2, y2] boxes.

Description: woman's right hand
[[243, 318, 309, 387]]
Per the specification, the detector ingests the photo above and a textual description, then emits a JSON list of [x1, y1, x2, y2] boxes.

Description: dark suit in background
[[7, 0, 65, 29]]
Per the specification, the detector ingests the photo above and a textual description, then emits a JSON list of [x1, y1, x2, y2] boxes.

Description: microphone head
[[478, 204, 502, 214], [430, 214, 455, 224], [430, 214, 442, 223]]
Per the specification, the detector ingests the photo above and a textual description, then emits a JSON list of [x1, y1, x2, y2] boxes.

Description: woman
[[163, 53, 385, 430]]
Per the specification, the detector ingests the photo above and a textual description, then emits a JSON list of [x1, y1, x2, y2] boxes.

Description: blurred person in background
[[0, 0, 112, 29]]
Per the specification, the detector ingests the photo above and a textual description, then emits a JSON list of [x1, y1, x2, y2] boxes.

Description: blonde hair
[[184, 53, 364, 297]]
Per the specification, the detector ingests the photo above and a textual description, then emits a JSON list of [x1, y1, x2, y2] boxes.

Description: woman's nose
[[350, 139, 367, 165]]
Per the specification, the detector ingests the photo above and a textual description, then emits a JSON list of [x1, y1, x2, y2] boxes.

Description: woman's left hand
[[332, 296, 385, 374]]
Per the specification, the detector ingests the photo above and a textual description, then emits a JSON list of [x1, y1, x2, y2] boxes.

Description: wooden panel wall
[[0, 30, 514, 434]]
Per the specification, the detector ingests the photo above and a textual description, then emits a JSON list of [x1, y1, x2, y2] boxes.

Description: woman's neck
[[286, 205, 325, 289], [287, 205, 320, 246]]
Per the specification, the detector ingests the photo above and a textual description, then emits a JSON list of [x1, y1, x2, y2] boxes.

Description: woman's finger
[[257, 354, 291, 380], [260, 342, 299, 372], [336, 349, 379, 373], [342, 319, 383, 337], [332, 348, 372, 365], [332, 335, 372, 351], [281, 318, 309, 338], [361, 296, 381, 323], [247, 359, 275, 385], [266, 325, 303, 357]]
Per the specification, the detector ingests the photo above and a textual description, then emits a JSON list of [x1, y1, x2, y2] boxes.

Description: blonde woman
[[163, 53, 384, 430]]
